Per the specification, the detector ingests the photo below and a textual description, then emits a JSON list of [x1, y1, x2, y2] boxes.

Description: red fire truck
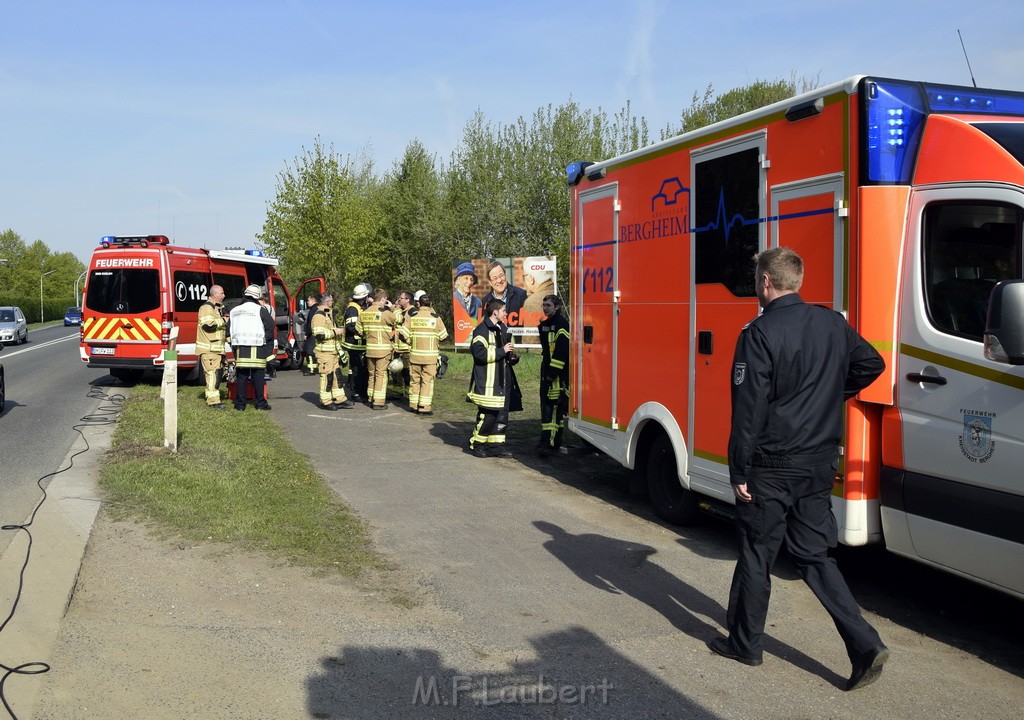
[[80, 235, 322, 381], [566, 76, 1024, 599]]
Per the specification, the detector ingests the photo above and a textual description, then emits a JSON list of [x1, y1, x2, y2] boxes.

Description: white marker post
[[162, 327, 179, 452]]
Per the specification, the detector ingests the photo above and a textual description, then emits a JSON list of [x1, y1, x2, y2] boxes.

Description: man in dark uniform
[[537, 294, 569, 457], [709, 247, 889, 692]]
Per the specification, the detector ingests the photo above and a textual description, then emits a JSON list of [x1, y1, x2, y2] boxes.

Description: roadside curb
[[0, 421, 112, 719]]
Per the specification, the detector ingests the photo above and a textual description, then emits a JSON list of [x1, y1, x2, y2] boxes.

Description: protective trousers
[[726, 461, 883, 663], [315, 350, 348, 406], [539, 377, 568, 450], [470, 407, 508, 449], [365, 355, 391, 407], [199, 352, 224, 405], [408, 361, 437, 412]]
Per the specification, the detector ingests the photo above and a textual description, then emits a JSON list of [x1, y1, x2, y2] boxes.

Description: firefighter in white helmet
[[343, 282, 371, 402]]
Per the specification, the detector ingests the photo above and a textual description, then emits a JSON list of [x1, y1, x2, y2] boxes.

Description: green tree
[[0, 229, 86, 321], [258, 137, 385, 295], [663, 74, 821, 138]]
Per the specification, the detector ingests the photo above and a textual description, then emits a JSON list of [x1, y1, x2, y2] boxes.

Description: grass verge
[[100, 383, 381, 576]]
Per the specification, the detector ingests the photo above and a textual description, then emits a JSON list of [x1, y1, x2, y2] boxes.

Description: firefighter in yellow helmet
[[407, 294, 448, 415], [196, 284, 227, 408], [310, 292, 354, 410], [356, 287, 398, 410]]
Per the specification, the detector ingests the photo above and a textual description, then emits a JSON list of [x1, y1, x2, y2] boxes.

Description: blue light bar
[[245, 249, 265, 257], [925, 86, 1024, 116], [865, 81, 927, 184], [100, 235, 114, 247]]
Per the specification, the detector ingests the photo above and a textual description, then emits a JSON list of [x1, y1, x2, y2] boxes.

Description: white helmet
[[388, 357, 405, 373], [413, 289, 426, 302], [353, 282, 372, 300]]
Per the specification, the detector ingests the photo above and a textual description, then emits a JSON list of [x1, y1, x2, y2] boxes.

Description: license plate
[[90, 346, 115, 355]]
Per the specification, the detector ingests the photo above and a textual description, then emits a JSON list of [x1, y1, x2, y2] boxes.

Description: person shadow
[[307, 625, 723, 719], [533, 521, 846, 689]]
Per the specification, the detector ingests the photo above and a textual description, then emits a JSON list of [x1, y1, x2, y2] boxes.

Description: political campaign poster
[[451, 256, 557, 347]]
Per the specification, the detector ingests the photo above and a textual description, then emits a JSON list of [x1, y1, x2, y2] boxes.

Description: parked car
[[64, 306, 83, 326], [0, 306, 27, 345]]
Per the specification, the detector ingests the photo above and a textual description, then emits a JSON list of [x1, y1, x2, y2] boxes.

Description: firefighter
[[357, 287, 398, 410], [228, 284, 274, 411], [342, 283, 371, 402], [406, 294, 448, 415], [299, 292, 319, 375], [467, 298, 522, 457], [196, 284, 227, 409], [390, 290, 414, 392], [310, 292, 353, 410], [537, 294, 570, 457]]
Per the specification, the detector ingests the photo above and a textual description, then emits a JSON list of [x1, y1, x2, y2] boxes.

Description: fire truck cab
[[80, 235, 322, 381]]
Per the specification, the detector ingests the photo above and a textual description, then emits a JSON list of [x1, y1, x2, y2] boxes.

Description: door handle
[[906, 372, 947, 386]]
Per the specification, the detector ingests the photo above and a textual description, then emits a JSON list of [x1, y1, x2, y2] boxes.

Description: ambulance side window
[[214, 274, 247, 302], [693, 147, 760, 297], [923, 202, 1022, 341], [173, 271, 210, 313], [270, 278, 288, 318]]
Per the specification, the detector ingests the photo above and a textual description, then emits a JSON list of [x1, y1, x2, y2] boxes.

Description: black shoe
[[471, 446, 489, 458], [321, 403, 337, 411], [536, 445, 553, 457], [337, 400, 355, 409], [490, 447, 514, 458], [372, 404, 388, 411], [708, 637, 763, 666], [846, 645, 889, 691], [256, 404, 272, 411], [418, 410, 433, 416], [209, 403, 226, 410], [234, 405, 245, 411]]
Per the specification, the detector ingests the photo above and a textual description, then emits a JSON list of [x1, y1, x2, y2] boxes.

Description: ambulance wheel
[[647, 433, 700, 525]]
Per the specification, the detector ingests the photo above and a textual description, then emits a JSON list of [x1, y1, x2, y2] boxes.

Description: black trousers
[[470, 407, 509, 448], [726, 461, 882, 662], [346, 350, 368, 400], [234, 367, 268, 409], [539, 377, 568, 449]]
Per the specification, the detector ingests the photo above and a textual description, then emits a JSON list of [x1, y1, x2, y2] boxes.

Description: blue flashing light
[[926, 85, 1024, 116], [865, 81, 926, 184], [100, 235, 114, 247], [245, 249, 265, 257]]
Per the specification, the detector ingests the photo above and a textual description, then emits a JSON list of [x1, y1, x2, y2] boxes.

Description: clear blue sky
[[3, 0, 1022, 264]]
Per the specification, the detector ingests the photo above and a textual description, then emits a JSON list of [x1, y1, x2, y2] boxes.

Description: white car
[[0, 306, 27, 345]]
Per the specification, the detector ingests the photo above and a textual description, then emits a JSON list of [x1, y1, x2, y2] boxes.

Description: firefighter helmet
[[388, 357, 405, 373], [353, 282, 372, 300]]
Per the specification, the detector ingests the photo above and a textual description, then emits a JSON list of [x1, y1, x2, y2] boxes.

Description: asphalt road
[[0, 325, 121, 557], [23, 367, 1024, 718]]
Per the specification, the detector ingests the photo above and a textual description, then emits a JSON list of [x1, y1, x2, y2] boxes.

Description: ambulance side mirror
[[984, 280, 1024, 365]]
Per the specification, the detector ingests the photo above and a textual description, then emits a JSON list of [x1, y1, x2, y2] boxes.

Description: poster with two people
[[451, 256, 557, 347]]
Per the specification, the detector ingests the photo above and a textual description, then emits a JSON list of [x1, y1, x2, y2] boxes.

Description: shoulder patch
[[733, 362, 746, 385]]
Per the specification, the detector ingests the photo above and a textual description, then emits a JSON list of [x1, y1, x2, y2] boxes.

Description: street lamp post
[[40, 269, 57, 323], [75, 270, 88, 307]]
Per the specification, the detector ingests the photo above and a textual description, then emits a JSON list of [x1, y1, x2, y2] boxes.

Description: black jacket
[[727, 293, 884, 484], [539, 310, 570, 383]]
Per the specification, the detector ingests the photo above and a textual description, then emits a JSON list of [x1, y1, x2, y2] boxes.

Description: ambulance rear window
[[86, 269, 160, 314], [973, 122, 1024, 166]]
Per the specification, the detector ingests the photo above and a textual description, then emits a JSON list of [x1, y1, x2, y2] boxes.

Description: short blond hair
[[754, 247, 803, 292]]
